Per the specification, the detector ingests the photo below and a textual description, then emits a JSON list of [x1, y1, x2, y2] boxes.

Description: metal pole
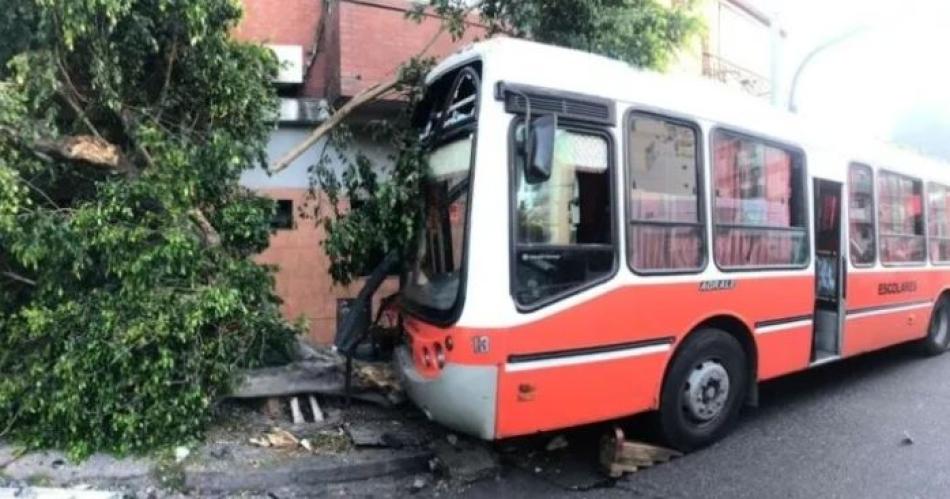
[[788, 26, 868, 113]]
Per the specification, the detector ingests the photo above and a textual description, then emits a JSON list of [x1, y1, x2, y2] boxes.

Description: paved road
[[462, 343, 950, 499]]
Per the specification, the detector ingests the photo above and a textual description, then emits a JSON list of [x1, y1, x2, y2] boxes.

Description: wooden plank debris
[[600, 427, 683, 478], [290, 396, 305, 425], [309, 395, 325, 422]]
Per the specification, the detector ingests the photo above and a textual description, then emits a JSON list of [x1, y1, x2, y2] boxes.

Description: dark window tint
[[712, 131, 807, 268], [878, 171, 925, 264], [848, 164, 875, 265], [404, 135, 473, 311], [627, 114, 704, 272], [929, 183, 950, 263], [514, 128, 613, 306]]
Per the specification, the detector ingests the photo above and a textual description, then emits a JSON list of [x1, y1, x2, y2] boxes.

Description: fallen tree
[[0, 0, 296, 457]]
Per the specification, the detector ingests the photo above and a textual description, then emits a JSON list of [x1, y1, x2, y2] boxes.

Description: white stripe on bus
[[755, 318, 814, 335], [504, 343, 671, 373], [847, 301, 932, 319]]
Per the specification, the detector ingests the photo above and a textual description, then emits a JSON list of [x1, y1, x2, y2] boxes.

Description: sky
[[762, 0, 950, 160]]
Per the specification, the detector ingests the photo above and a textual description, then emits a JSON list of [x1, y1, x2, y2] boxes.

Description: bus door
[[813, 178, 845, 362]]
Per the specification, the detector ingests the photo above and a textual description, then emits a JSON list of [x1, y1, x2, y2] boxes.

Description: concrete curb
[[1, 449, 433, 495], [184, 451, 433, 494]]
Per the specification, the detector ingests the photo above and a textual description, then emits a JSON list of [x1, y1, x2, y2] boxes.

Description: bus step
[[599, 427, 683, 478]]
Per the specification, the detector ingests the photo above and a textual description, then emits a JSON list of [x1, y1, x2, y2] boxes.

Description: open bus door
[[813, 178, 845, 362]]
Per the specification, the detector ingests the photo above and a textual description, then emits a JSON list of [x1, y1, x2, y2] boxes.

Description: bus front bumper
[[395, 345, 497, 439]]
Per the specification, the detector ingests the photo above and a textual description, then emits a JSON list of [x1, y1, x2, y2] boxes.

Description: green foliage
[[0, 0, 296, 457], [312, 59, 432, 285], [424, 0, 701, 70], [317, 1, 701, 285]]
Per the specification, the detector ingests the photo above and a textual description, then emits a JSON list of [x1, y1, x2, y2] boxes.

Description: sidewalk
[[0, 400, 446, 497]]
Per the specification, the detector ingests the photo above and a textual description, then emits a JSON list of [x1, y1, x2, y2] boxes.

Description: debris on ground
[[431, 437, 499, 484], [305, 429, 352, 454], [229, 357, 399, 407], [345, 420, 426, 449], [356, 363, 402, 394], [546, 435, 569, 452], [599, 427, 682, 478], [173, 447, 190, 463], [249, 428, 301, 450], [901, 431, 914, 446], [410, 474, 428, 493]]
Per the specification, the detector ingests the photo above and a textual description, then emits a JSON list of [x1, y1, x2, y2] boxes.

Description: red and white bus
[[396, 38, 950, 450]]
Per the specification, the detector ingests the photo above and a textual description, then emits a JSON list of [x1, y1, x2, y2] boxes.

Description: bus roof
[[429, 37, 950, 179]]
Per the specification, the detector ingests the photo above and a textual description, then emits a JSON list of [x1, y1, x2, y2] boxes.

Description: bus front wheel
[[657, 329, 748, 452]]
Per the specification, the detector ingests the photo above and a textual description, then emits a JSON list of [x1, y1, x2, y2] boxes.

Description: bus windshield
[[402, 133, 474, 314]]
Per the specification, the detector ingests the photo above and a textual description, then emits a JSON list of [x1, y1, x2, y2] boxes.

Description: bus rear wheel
[[917, 297, 950, 356], [657, 329, 748, 452]]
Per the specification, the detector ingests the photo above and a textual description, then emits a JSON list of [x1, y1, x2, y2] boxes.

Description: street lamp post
[[787, 26, 868, 113]]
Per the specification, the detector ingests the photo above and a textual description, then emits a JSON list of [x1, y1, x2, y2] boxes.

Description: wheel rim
[[682, 360, 731, 423], [932, 304, 949, 347]]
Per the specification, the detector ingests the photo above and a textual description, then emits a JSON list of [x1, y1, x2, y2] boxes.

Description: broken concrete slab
[[345, 420, 427, 449], [229, 360, 397, 407]]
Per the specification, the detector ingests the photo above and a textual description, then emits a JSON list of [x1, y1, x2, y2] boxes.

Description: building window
[[712, 130, 807, 268], [878, 171, 925, 264], [513, 127, 613, 306], [272, 199, 294, 230], [928, 182, 950, 263], [848, 163, 875, 266], [627, 113, 704, 272]]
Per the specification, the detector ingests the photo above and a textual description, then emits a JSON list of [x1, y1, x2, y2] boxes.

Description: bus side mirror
[[525, 114, 557, 183]]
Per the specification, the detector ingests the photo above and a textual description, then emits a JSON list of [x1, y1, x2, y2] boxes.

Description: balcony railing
[[702, 52, 771, 99]]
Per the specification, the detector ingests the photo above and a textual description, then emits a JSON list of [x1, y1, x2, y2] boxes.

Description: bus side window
[[928, 182, 950, 263], [848, 163, 875, 266], [513, 127, 614, 306], [712, 130, 808, 269], [628, 114, 704, 272], [878, 171, 925, 264]]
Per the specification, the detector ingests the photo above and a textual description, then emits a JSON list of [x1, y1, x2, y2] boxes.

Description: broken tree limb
[[268, 78, 398, 174], [0, 125, 139, 177], [33, 135, 123, 170]]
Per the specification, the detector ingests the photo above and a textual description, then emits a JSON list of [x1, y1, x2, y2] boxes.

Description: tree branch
[[33, 135, 126, 171], [155, 37, 179, 122], [188, 208, 222, 247], [2, 271, 36, 286], [268, 17, 454, 175], [0, 125, 128, 173], [268, 78, 398, 174], [54, 52, 104, 141]]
